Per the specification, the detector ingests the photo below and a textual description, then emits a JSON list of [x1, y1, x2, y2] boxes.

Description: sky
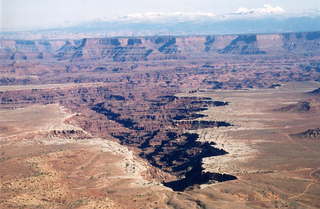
[[1, 0, 320, 31]]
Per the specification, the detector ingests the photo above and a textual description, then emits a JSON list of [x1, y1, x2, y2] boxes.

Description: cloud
[[114, 5, 285, 23], [233, 4, 285, 16], [118, 12, 216, 22]]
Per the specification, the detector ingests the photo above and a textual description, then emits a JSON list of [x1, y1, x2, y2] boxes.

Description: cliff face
[[1, 31, 320, 88], [1, 32, 320, 62]]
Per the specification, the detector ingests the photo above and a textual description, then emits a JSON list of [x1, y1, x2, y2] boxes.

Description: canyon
[[1, 31, 320, 208]]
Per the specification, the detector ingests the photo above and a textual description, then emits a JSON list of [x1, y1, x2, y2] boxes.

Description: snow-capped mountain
[[1, 5, 320, 39], [232, 4, 285, 16], [61, 8, 320, 36], [117, 12, 217, 22]]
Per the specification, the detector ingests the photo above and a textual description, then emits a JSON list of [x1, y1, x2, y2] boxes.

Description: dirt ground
[[178, 81, 320, 209]]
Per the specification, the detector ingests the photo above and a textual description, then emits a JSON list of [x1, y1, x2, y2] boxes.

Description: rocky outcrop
[[292, 128, 320, 139], [274, 101, 311, 113], [204, 36, 216, 52], [308, 88, 320, 95], [218, 35, 266, 55], [283, 32, 320, 52]]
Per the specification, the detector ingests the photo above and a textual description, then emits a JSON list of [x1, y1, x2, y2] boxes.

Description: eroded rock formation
[[1, 31, 320, 191]]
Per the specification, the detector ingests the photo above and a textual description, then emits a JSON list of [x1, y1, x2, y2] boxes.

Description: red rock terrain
[[1, 31, 320, 208], [1, 31, 320, 188]]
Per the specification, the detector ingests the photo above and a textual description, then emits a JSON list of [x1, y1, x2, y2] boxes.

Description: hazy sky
[[1, 0, 320, 31]]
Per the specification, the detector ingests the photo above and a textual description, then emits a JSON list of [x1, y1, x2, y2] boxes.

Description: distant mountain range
[[1, 7, 320, 39], [65, 15, 320, 35]]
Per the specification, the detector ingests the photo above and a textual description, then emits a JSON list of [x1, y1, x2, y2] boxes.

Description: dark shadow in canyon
[[163, 170, 237, 191], [91, 99, 237, 191]]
